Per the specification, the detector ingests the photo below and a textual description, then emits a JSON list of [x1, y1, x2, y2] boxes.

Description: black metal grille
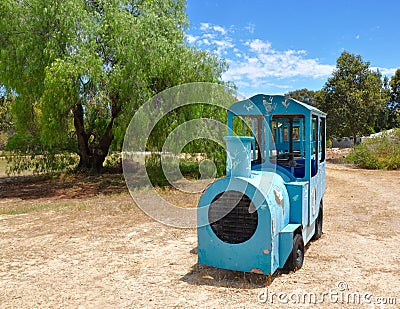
[[208, 191, 258, 244]]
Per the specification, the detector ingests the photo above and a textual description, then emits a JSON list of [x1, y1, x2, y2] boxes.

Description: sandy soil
[[0, 163, 399, 308]]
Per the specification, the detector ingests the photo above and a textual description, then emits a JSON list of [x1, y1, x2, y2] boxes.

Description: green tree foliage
[[375, 76, 393, 132], [387, 69, 400, 128], [285, 88, 318, 106], [0, 0, 227, 172], [317, 51, 386, 143], [390, 69, 400, 103]]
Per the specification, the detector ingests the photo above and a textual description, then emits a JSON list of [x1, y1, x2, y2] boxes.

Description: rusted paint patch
[[273, 186, 285, 213], [251, 268, 264, 275]]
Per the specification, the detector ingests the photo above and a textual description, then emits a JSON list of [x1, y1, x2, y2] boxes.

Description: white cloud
[[203, 33, 215, 39], [246, 39, 272, 53], [191, 25, 337, 88], [245, 22, 255, 34], [190, 23, 233, 56], [189, 22, 399, 95], [371, 67, 398, 76], [199, 22, 211, 31], [213, 40, 234, 49], [199, 22, 228, 35], [213, 25, 227, 35], [201, 38, 211, 46], [186, 34, 198, 44], [226, 39, 336, 83]]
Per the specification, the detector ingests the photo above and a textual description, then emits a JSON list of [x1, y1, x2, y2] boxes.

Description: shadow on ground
[[0, 173, 128, 200], [180, 239, 316, 289], [180, 263, 278, 289], [180, 247, 280, 289]]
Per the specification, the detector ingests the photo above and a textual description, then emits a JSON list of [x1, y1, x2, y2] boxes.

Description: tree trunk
[[352, 131, 357, 146], [90, 118, 115, 171], [73, 103, 92, 169], [73, 97, 121, 172]]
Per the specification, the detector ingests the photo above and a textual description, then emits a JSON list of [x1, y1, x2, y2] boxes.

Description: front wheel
[[285, 234, 304, 271]]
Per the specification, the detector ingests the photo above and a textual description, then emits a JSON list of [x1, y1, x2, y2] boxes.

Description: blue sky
[[185, 0, 400, 97]]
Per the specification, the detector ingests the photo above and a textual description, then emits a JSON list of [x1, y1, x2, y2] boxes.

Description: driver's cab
[[270, 115, 310, 179], [227, 94, 326, 183]]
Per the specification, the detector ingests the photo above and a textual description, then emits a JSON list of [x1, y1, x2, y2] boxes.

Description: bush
[[346, 129, 400, 170], [5, 152, 79, 175], [4, 132, 79, 175], [145, 153, 224, 187], [103, 152, 122, 173]]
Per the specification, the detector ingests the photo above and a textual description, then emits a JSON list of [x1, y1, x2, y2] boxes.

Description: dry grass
[[0, 155, 7, 177], [0, 164, 399, 308]]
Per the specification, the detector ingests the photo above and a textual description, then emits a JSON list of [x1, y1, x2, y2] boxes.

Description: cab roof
[[229, 94, 326, 117]]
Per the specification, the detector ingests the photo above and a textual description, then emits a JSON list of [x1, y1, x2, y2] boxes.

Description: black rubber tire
[[285, 234, 304, 271], [313, 207, 323, 241]]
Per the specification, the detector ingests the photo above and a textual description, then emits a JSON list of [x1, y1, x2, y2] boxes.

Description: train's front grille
[[208, 191, 258, 244]]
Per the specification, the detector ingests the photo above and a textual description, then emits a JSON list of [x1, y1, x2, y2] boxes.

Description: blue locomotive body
[[198, 94, 326, 274]]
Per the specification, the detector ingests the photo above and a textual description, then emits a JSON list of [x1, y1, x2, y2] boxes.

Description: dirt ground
[[0, 157, 399, 308]]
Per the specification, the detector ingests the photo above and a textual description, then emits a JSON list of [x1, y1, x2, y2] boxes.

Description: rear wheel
[[285, 234, 304, 271], [313, 204, 323, 240]]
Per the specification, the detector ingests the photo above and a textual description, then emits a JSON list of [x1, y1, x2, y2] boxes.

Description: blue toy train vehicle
[[197, 94, 326, 274]]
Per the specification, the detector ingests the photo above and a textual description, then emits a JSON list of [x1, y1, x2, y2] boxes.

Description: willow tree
[[0, 0, 227, 172]]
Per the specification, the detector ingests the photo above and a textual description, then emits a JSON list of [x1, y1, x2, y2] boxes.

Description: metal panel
[[279, 223, 301, 268]]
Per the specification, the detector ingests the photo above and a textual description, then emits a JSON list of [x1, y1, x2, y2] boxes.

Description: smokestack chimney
[[224, 136, 254, 178]]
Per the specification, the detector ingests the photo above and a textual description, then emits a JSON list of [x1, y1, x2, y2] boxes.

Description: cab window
[[232, 115, 264, 164]]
